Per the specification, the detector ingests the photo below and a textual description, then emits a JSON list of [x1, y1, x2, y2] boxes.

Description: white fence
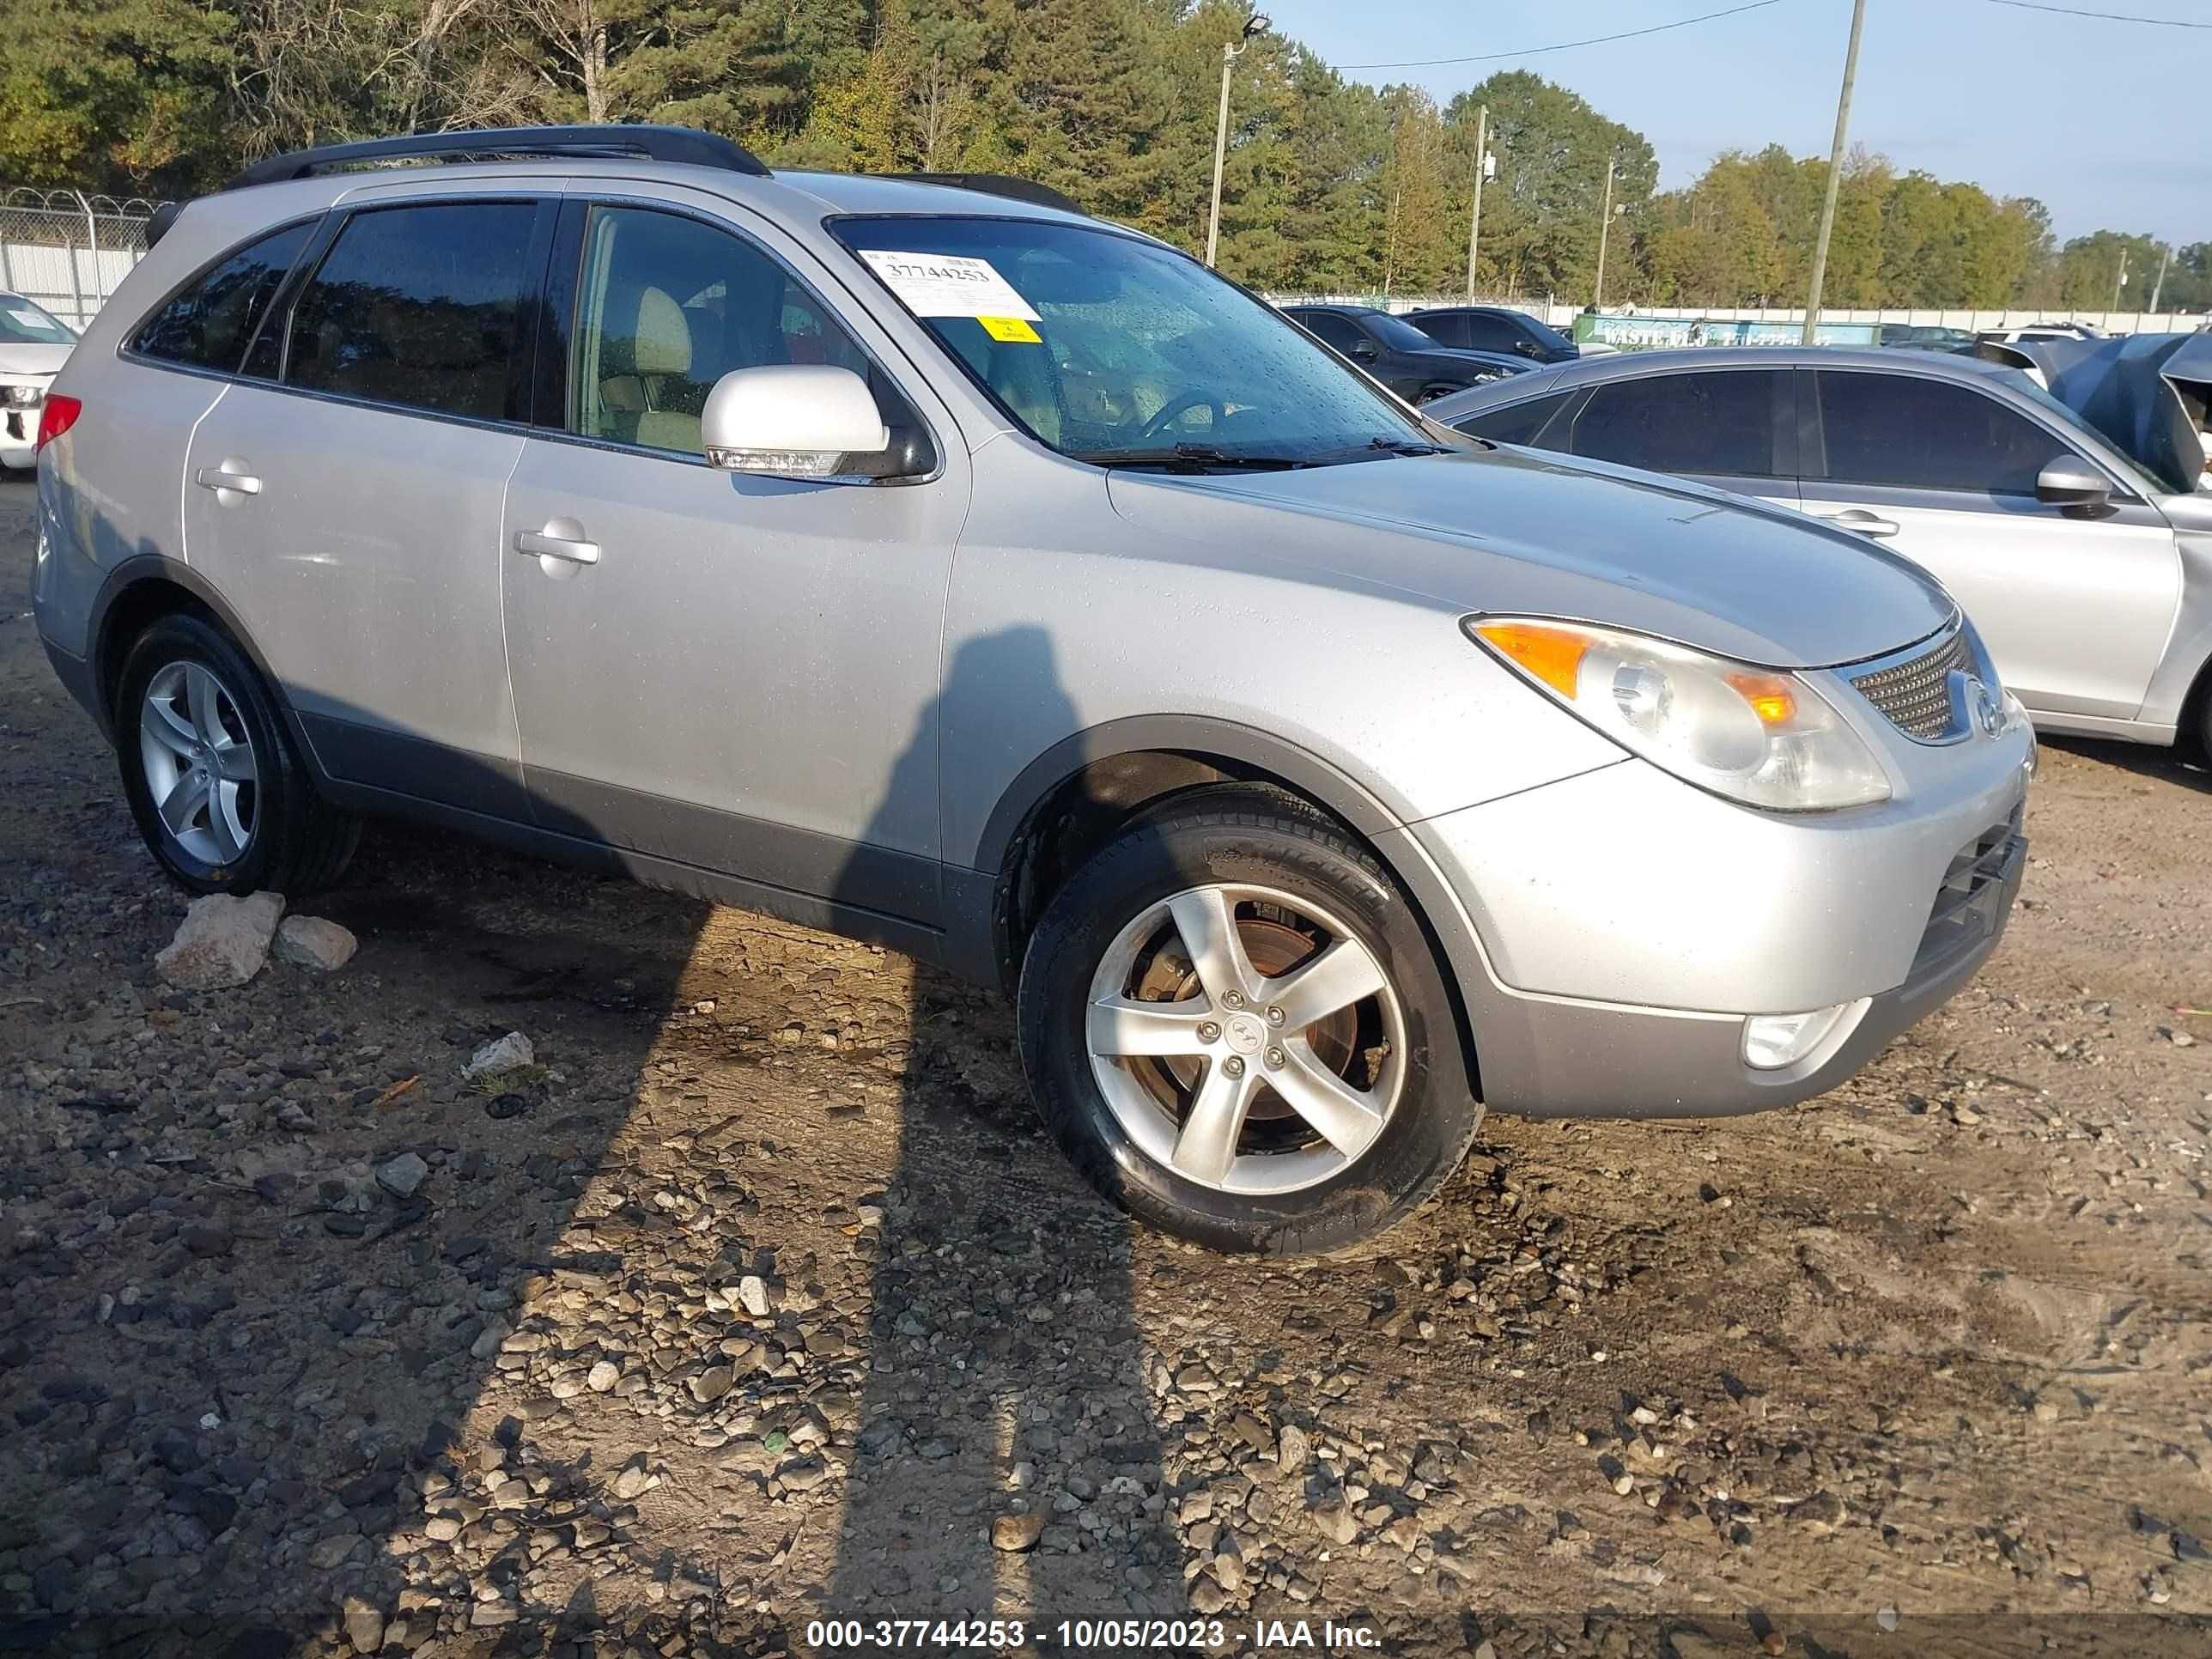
[[1269, 292, 2204, 336], [0, 190, 166, 331]]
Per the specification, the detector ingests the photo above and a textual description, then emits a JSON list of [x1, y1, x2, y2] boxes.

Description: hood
[[2008, 332, 2209, 496], [1402, 345, 1526, 374], [1107, 446, 1954, 670], [0, 343, 71, 380]]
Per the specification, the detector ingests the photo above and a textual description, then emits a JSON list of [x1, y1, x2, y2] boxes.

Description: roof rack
[[223, 124, 771, 191], [901, 173, 1087, 216]]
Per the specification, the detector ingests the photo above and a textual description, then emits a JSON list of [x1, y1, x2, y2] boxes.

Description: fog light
[[1742, 1000, 1863, 1070]]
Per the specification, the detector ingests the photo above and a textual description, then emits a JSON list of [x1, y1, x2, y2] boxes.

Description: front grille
[[1911, 812, 2024, 977], [1851, 629, 1970, 741]]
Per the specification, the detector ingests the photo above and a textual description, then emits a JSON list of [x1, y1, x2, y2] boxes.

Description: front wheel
[[1017, 787, 1481, 1254]]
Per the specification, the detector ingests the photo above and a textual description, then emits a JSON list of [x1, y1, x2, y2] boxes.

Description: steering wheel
[[1135, 390, 1228, 444]]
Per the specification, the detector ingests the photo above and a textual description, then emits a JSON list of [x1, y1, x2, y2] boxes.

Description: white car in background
[[0, 292, 77, 471]]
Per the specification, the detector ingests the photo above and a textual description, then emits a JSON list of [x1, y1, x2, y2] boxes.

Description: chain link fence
[[0, 189, 168, 332]]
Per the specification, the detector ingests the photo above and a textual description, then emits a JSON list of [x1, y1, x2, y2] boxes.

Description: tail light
[[36, 394, 82, 453]]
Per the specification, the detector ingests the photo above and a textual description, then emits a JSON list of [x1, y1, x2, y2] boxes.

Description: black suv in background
[[1408, 305, 1580, 364], [1279, 304, 1531, 404]]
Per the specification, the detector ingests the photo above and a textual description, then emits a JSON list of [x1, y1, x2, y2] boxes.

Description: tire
[[114, 611, 360, 896], [1016, 785, 1480, 1254]]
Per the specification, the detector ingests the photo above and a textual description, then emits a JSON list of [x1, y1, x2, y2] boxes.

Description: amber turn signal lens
[[1726, 672, 1796, 726], [1471, 621, 1591, 697]]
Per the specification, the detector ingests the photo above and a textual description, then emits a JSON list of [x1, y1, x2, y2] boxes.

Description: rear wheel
[[1017, 787, 1480, 1253], [115, 612, 359, 896]]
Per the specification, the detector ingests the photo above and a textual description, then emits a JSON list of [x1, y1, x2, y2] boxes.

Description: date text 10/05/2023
[[805, 1618, 1384, 1650]]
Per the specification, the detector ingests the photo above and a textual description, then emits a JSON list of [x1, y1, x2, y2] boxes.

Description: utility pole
[[2111, 245, 2130, 313], [1464, 105, 1491, 301], [1592, 156, 1618, 310], [1206, 11, 1270, 269], [2150, 244, 2171, 313], [1801, 0, 1868, 344]]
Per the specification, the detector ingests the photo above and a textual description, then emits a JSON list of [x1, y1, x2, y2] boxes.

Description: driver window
[[569, 205, 866, 455]]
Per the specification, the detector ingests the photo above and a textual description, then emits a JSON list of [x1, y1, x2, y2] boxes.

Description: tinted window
[[1295, 310, 1367, 355], [568, 206, 869, 454], [1457, 313, 1526, 354], [1411, 313, 1466, 348], [1569, 370, 1785, 477], [131, 222, 313, 371], [0, 297, 74, 345], [1814, 370, 2073, 495], [1366, 312, 1441, 353], [284, 204, 537, 421], [1457, 390, 1575, 447]]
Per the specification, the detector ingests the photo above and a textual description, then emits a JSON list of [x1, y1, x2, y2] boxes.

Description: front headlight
[[1, 384, 42, 409], [1467, 617, 1892, 811]]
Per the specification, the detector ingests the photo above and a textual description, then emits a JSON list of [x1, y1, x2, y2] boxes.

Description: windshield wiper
[[1070, 443, 1310, 471]]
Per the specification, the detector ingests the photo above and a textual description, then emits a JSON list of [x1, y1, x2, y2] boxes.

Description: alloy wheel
[[1085, 882, 1407, 1195], [137, 660, 258, 866]]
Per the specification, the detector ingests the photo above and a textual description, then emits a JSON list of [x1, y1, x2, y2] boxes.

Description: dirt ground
[[3, 471, 2210, 1659]]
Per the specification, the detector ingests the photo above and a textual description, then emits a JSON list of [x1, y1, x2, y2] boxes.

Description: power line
[[1980, 0, 2212, 24], [1336, 0, 1790, 72]]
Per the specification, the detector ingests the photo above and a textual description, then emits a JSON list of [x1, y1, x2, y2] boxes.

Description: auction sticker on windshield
[[860, 251, 1040, 320]]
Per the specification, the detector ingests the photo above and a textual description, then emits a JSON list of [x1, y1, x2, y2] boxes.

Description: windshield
[[1519, 313, 1575, 355], [830, 216, 1431, 465], [1994, 367, 2174, 496], [0, 297, 74, 346]]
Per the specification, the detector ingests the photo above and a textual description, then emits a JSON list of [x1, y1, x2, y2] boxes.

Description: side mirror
[[2035, 457, 2109, 509], [1349, 339, 1380, 363], [702, 365, 889, 478]]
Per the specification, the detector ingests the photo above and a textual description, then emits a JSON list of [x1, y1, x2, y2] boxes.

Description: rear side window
[[1456, 390, 1574, 447], [1813, 370, 2072, 495], [131, 222, 314, 372], [1412, 313, 1466, 349], [283, 203, 537, 421], [1569, 369, 1786, 478]]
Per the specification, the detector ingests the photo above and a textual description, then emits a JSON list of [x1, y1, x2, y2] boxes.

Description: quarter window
[[568, 205, 871, 455], [1569, 370, 1786, 478], [1813, 371, 2073, 495], [283, 203, 538, 421], [131, 222, 314, 373]]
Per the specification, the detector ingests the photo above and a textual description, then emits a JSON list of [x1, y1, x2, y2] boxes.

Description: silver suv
[[33, 126, 2033, 1251]]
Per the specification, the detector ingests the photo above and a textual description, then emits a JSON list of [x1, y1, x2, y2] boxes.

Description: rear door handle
[[1821, 507, 1899, 538], [514, 520, 600, 566], [194, 463, 261, 498]]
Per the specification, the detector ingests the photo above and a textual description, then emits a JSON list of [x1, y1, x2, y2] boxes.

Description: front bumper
[[1384, 725, 2032, 1118]]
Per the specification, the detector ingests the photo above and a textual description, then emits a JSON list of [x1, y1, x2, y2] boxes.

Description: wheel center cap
[[1222, 1013, 1266, 1056]]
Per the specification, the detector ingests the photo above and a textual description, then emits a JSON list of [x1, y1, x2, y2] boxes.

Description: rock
[[1791, 1490, 1845, 1532], [586, 1361, 619, 1394], [1309, 1501, 1358, 1547], [155, 892, 285, 989], [341, 1595, 385, 1653], [273, 915, 357, 972], [612, 1458, 655, 1501], [464, 1032, 534, 1080], [991, 1512, 1045, 1552], [690, 1366, 734, 1404], [1275, 1423, 1311, 1481], [307, 1533, 360, 1570], [375, 1152, 428, 1200], [735, 1275, 773, 1317]]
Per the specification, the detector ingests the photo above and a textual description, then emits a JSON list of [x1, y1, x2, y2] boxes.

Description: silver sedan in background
[[1428, 347, 2212, 754]]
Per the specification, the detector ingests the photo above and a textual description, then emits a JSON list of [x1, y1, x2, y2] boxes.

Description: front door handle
[[194, 461, 262, 500], [1821, 507, 1899, 538], [514, 519, 600, 567]]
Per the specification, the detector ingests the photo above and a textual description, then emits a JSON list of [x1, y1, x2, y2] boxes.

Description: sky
[[1258, 0, 2208, 248]]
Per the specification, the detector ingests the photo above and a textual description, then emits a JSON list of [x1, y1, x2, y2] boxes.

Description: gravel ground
[[3, 472, 2211, 1658]]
